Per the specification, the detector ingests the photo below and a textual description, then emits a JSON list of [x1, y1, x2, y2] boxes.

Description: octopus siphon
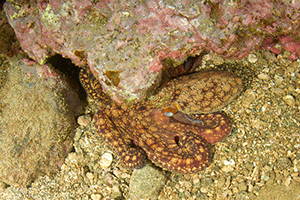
[[79, 65, 243, 174]]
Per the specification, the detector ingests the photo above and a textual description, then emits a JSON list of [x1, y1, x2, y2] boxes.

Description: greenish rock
[[0, 58, 83, 187], [129, 164, 166, 200]]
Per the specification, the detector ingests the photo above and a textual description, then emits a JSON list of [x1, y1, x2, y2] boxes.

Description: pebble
[[251, 166, 260, 177], [285, 176, 291, 186], [241, 89, 256, 108], [252, 120, 267, 129], [282, 95, 295, 106], [111, 185, 122, 199], [222, 165, 234, 172], [272, 88, 285, 95], [274, 75, 284, 85], [264, 51, 277, 62], [200, 187, 208, 193], [212, 55, 224, 65], [224, 159, 235, 166], [99, 152, 113, 169], [238, 182, 247, 191], [257, 73, 271, 80], [86, 172, 94, 181], [77, 114, 92, 126], [91, 194, 102, 200], [129, 164, 166, 200], [277, 157, 293, 169], [282, 50, 291, 58], [248, 53, 258, 63], [216, 176, 225, 188], [248, 184, 254, 192]]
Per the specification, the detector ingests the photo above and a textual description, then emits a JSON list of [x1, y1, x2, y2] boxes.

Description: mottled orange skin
[[79, 67, 243, 174]]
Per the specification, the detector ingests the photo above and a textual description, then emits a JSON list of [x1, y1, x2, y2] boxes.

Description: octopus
[[79, 64, 243, 174]]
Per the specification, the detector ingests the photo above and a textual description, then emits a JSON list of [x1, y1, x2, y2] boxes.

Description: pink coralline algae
[[4, 0, 300, 102], [261, 36, 300, 60]]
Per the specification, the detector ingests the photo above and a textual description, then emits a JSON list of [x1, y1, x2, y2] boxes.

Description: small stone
[[293, 176, 300, 182], [271, 88, 285, 95], [285, 176, 292, 187], [277, 157, 293, 170], [111, 185, 122, 199], [274, 75, 284, 85], [241, 89, 256, 108], [91, 194, 102, 200], [282, 95, 295, 106], [200, 187, 208, 193], [224, 159, 235, 166], [86, 172, 94, 181], [224, 176, 231, 189], [222, 165, 234, 173], [248, 53, 258, 63], [99, 152, 113, 169], [129, 164, 166, 200], [264, 51, 277, 62], [238, 182, 247, 191], [251, 166, 260, 177], [261, 171, 270, 181], [212, 55, 224, 65], [216, 176, 225, 188], [282, 50, 291, 58], [252, 120, 266, 129], [291, 61, 299, 68], [248, 183, 254, 192], [222, 190, 232, 198], [77, 114, 92, 126], [232, 187, 239, 194], [257, 73, 271, 80]]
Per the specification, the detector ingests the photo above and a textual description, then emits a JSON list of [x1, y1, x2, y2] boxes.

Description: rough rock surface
[[0, 10, 20, 56], [4, 0, 300, 102], [129, 164, 166, 200], [0, 57, 82, 187]]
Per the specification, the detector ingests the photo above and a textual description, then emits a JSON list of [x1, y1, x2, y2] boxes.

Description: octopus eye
[[164, 111, 174, 117], [163, 104, 179, 117]]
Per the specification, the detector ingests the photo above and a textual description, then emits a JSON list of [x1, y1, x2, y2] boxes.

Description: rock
[[129, 164, 166, 200], [222, 165, 235, 173], [257, 73, 271, 80], [4, 0, 300, 102], [91, 194, 102, 200], [77, 114, 92, 126], [277, 157, 293, 170], [248, 53, 258, 63], [282, 95, 295, 106], [241, 89, 256, 108], [99, 152, 113, 170], [0, 10, 19, 56], [0, 58, 83, 187], [274, 75, 283, 85], [216, 176, 226, 189], [238, 181, 247, 191]]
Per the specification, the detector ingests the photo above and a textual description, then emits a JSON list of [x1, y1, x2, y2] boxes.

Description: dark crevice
[[174, 135, 180, 146], [0, 0, 6, 11], [46, 54, 87, 102]]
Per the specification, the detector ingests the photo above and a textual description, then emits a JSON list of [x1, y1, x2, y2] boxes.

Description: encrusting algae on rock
[[79, 66, 243, 174]]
